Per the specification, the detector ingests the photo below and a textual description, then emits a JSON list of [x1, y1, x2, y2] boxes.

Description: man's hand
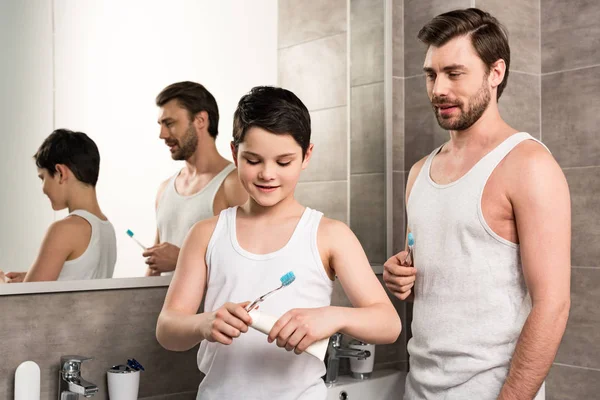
[[143, 243, 180, 273], [5, 271, 27, 283], [383, 250, 417, 300]]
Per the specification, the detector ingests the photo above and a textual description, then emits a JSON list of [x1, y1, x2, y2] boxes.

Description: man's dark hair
[[34, 129, 100, 187], [418, 8, 510, 100], [156, 81, 220, 138], [233, 86, 311, 158]]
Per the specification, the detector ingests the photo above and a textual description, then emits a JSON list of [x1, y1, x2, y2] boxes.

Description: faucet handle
[[60, 355, 93, 374], [330, 332, 343, 348]]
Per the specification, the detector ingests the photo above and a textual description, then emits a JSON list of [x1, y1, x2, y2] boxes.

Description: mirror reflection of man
[[144, 81, 247, 276]]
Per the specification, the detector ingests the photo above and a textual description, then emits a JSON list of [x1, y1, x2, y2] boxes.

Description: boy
[[2, 129, 117, 282], [156, 87, 401, 399]]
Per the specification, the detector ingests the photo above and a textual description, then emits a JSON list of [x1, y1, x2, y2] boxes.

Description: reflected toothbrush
[[126, 229, 147, 250], [406, 232, 415, 266]]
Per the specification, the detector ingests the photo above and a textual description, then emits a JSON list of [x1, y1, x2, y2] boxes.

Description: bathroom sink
[[326, 369, 405, 400]]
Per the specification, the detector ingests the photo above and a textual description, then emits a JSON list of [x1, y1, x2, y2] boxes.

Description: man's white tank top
[[405, 132, 546, 399], [58, 210, 117, 281], [197, 206, 334, 400], [156, 163, 235, 247]]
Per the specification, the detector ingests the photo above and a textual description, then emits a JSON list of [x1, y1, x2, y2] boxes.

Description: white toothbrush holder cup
[[107, 368, 140, 400], [349, 341, 376, 379]]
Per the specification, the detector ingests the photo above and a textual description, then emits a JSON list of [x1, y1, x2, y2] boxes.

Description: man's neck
[[182, 140, 229, 177], [447, 107, 516, 153]]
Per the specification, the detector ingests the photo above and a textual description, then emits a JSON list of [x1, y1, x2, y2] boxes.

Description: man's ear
[[230, 142, 238, 167], [488, 58, 506, 92], [194, 110, 209, 132]]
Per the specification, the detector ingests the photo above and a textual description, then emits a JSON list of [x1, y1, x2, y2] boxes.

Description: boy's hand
[[5, 271, 26, 283], [143, 242, 180, 273], [0, 270, 6, 284], [201, 302, 252, 345], [268, 307, 338, 355], [383, 250, 417, 300]]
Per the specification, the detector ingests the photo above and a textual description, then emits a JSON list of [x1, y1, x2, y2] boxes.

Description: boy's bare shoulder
[[190, 215, 220, 238], [317, 216, 355, 244]]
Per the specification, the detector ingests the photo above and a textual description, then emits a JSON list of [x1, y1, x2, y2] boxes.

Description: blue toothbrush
[[126, 229, 147, 250], [406, 232, 415, 266], [246, 271, 296, 312]]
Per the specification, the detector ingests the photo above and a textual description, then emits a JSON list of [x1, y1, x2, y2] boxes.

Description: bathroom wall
[[278, 0, 408, 372], [541, 0, 600, 398], [0, 287, 200, 399]]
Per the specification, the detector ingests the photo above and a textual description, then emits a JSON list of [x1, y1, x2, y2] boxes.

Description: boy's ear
[[230, 142, 238, 167], [55, 164, 69, 184], [301, 143, 314, 170]]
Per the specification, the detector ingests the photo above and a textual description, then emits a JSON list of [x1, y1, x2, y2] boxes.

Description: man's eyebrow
[[158, 117, 175, 125], [423, 64, 468, 73]]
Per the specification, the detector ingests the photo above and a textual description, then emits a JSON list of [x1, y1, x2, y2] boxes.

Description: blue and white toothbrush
[[246, 271, 296, 312], [246, 271, 329, 360], [126, 229, 148, 250], [406, 232, 415, 266]]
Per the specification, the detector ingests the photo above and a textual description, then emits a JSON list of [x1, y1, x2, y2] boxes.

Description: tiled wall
[[0, 287, 199, 400], [278, 0, 407, 372], [541, 0, 600, 398]]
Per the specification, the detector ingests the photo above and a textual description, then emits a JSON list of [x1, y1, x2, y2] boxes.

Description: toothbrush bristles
[[280, 271, 295, 286]]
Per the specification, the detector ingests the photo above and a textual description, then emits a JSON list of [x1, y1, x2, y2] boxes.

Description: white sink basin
[[326, 369, 406, 400]]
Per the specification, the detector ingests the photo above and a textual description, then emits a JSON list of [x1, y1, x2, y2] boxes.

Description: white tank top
[[404, 132, 546, 399], [58, 210, 117, 281], [197, 206, 334, 400], [156, 163, 235, 247]]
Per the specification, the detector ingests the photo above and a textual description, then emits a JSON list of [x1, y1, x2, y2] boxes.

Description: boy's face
[[38, 167, 67, 211], [423, 35, 494, 131], [233, 127, 312, 208]]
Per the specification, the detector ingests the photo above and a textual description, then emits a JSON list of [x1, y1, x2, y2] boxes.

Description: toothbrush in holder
[[126, 229, 147, 250], [406, 232, 415, 266]]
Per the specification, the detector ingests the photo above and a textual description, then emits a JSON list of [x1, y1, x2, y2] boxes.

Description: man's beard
[[170, 124, 198, 160], [432, 78, 491, 131]]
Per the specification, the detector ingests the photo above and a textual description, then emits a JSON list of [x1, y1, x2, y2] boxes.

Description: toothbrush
[[245, 271, 296, 312], [406, 232, 415, 266], [126, 229, 147, 250], [245, 271, 329, 360]]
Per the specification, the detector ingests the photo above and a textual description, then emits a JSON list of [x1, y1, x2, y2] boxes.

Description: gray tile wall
[[542, 1, 600, 390], [0, 287, 200, 400]]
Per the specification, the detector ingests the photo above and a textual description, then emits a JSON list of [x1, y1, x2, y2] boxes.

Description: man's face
[[423, 35, 492, 131], [158, 99, 198, 160]]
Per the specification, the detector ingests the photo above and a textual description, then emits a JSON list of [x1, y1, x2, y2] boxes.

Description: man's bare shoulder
[[502, 139, 560, 178], [222, 166, 248, 207]]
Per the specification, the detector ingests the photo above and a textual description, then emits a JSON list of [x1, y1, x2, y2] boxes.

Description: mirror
[[0, 0, 391, 293], [0, 0, 277, 290]]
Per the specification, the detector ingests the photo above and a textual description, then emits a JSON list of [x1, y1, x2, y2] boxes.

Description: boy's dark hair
[[34, 129, 100, 187], [232, 86, 311, 158], [418, 8, 510, 100], [156, 81, 220, 138]]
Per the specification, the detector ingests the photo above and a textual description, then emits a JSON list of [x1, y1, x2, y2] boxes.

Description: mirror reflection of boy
[[1, 129, 116, 282], [156, 86, 401, 399]]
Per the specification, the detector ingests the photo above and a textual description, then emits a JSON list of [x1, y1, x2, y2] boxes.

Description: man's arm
[[498, 142, 571, 399]]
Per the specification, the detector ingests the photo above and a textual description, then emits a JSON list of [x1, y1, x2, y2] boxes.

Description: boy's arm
[[24, 219, 85, 282], [156, 216, 251, 351], [325, 219, 402, 344], [497, 143, 571, 399]]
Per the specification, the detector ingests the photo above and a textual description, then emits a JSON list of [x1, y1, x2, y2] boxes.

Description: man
[[144, 81, 247, 276], [383, 8, 570, 400]]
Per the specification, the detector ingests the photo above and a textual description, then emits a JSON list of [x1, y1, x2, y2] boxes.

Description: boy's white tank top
[[197, 206, 334, 400], [405, 132, 546, 399], [58, 210, 117, 281]]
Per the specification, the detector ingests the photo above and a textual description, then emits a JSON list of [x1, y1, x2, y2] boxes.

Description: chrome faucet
[[324, 333, 371, 385], [58, 355, 98, 400]]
